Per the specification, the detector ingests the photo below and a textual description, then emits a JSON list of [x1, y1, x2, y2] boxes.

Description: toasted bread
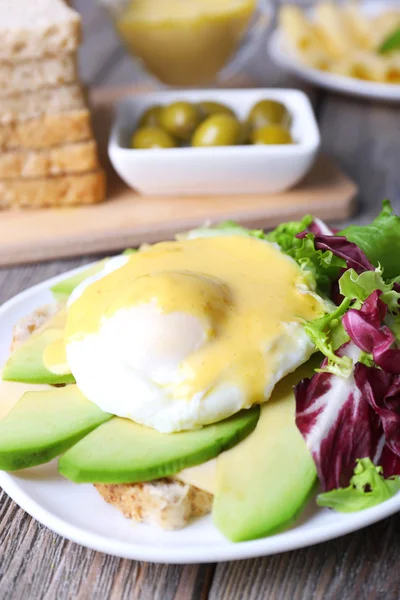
[[0, 141, 99, 179], [0, 0, 80, 61], [0, 169, 105, 208], [0, 110, 93, 151], [95, 481, 212, 530], [0, 84, 86, 124], [0, 54, 77, 96]]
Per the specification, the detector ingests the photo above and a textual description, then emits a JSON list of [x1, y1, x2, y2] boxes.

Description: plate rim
[[1, 264, 400, 563]]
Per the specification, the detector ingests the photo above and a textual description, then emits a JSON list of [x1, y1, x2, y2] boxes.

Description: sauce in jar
[[116, 0, 256, 86]]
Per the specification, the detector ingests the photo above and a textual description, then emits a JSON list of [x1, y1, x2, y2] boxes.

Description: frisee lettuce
[[317, 458, 400, 512], [304, 298, 352, 376], [268, 229, 345, 294]]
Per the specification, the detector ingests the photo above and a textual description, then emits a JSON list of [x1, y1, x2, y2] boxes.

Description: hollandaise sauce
[[115, 0, 256, 86], [64, 236, 322, 410]]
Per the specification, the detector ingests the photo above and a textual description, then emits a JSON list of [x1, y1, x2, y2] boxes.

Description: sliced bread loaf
[[0, 170, 106, 208], [0, 110, 93, 150], [0, 0, 80, 61], [0, 83, 86, 124], [0, 54, 78, 96], [0, 141, 99, 178]]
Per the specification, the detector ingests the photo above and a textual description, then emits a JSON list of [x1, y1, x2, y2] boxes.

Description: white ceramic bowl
[[108, 89, 320, 196]]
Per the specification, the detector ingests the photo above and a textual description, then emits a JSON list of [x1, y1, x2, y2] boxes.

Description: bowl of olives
[[109, 89, 320, 196]]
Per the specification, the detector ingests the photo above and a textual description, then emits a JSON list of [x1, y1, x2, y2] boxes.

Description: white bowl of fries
[[269, 0, 400, 101]]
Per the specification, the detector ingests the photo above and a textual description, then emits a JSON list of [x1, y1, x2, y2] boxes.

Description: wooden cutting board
[[0, 86, 358, 267]]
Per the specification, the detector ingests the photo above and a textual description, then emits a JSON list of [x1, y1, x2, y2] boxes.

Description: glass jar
[[99, 0, 272, 87]]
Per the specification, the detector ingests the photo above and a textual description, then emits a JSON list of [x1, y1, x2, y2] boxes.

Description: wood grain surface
[[0, 151, 356, 266], [1, 0, 400, 599]]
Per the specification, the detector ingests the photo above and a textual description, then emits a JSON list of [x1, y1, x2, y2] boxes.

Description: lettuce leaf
[[338, 267, 392, 304], [304, 298, 352, 376], [178, 221, 267, 241], [317, 458, 400, 512], [268, 229, 345, 294], [266, 214, 314, 251], [340, 201, 400, 279]]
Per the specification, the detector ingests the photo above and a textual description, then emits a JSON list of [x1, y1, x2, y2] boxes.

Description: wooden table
[[1, 1, 400, 598]]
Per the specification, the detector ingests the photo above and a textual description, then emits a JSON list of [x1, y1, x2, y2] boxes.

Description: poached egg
[[47, 236, 323, 432]]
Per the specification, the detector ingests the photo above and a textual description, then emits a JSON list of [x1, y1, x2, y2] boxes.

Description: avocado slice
[[58, 406, 260, 484], [2, 328, 74, 384], [0, 385, 111, 471], [50, 260, 107, 301], [212, 365, 317, 542]]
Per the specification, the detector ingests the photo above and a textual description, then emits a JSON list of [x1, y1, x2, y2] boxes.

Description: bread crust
[[0, 169, 106, 208], [95, 481, 213, 530], [9, 305, 213, 530], [0, 0, 81, 62], [0, 140, 99, 179], [0, 84, 86, 124], [0, 110, 93, 151], [0, 54, 78, 97]]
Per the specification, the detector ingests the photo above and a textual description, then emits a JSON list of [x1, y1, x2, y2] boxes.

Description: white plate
[[1, 265, 400, 564], [268, 1, 400, 102]]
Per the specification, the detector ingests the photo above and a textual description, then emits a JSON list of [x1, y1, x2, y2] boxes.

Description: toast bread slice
[[0, 110, 93, 150], [0, 0, 80, 61], [0, 84, 86, 124], [0, 140, 100, 179], [0, 54, 77, 96], [0, 169, 106, 208]]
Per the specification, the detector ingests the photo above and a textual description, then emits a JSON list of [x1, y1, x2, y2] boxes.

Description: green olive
[[251, 125, 293, 145], [191, 114, 242, 147], [159, 101, 202, 141], [247, 100, 291, 131], [198, 101, 235, 119], [131, 126, 177, 149], [137, 105, 163, 128]]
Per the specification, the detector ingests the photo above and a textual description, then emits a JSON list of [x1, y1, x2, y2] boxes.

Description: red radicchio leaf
[[308, 218, 337, 236], [354, 364, 400, 458], [342, 291, 400, 374], [295, 343, 400, 491], [295, 343, 384, 491], [295, 231, 374, 274], [379, 445, 400, 478], [313, 235, 375, 274]]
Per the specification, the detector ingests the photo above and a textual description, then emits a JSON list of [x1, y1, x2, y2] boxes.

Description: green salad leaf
[[304, 265, 400, 375], [178, 221, 267, 241], [304, 297, 352, 376], [378, 27, 400, 54], [266, 214, 313, 250], [340, 201, 400, 279], [317, 458, 400, 512], [339, 267, 392, 302], [268, 224, 345, 294]]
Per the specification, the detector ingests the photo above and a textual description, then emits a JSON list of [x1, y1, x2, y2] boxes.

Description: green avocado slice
[[58, 406, 260, 484], [2, 328, 74, 385], [0, 385, 111, 471], [212, 363, 318, 542], [50, 259, 106, 301]]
